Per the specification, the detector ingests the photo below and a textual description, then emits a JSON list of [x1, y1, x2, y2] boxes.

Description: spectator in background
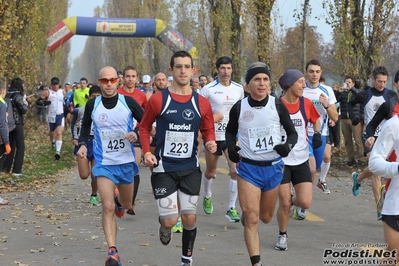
[[337, 76, 364, 166], [35, 85, 48, 123], [3, 77, 29, 176], [0, 80, 10, 204]]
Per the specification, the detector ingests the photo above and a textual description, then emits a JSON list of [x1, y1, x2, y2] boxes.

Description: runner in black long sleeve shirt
[[79, 94, 143, 144], [225, 96, 297, 149], [224, 63, 297, 266]]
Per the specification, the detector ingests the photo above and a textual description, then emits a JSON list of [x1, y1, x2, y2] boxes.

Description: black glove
[[228, 146, 241, 163], [352, 117, 360, 126], [273, 144, 291, 157], [312, 132, 322, 149]]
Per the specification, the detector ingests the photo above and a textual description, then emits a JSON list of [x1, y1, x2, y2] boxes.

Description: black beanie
[[245, 66, 271, 84], [279, 69, 304, 90]]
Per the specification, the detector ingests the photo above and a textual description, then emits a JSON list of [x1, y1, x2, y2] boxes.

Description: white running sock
[[229, 179, 238, 209], [319, 162, 330, 182], [202, 175, 213, 198], [55, 140, 63, 153]]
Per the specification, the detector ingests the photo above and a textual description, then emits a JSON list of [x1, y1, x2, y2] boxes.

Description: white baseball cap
[[142, 75, 151, 84]]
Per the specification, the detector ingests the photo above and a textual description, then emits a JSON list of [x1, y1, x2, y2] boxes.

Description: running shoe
[[352, 172, 361, 196], [54, 153, 61, 160], [317, 179, 330, 194], [0, 197, 9, 205], [90, 195, 99, 205], [172, 217, 182, 233], [158, 224, 172, 245], [126, 205, 135, 215], [104, 247, 122, 266], [293, 206, 306, 220], [275, 234, 288, 251], [203, 196, 213, 215], [376, 184, 386, 215], [253, 262, 262, 266], [114, 188, 125, 218], [182, 263, 192, 266], [225, 207, 240, 222]]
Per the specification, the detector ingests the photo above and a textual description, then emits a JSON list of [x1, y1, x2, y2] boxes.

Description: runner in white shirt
[[200, 56, 244, 222], [41, 77, 66, 160], [303, 59, 338, 178], [368, 115, 399, 264], [299, 60, 338, 219]]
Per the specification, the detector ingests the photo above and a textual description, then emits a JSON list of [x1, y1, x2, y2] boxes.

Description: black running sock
[[132, 174, 140, 205], [250, 255, 261, 265], [108, 246, 117, 252], [114, 196, 122, 207], [279, 231, 287, 236], [182, 227, 197, 257]]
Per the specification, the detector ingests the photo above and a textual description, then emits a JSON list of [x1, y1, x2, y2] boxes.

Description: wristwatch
[[324, 104, 331, 109], [78, 141, 87, 148]]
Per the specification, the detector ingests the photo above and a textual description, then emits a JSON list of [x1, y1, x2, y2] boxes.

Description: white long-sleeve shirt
[[369, 115, 399, 215]]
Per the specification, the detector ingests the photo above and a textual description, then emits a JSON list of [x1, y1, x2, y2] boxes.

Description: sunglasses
[[98, 78, 118, 85]]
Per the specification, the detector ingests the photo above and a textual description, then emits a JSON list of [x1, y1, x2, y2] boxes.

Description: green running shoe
[[225, 207, 240, 222], [203, 196, 213, 215]]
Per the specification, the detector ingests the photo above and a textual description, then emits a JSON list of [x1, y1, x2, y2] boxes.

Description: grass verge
[[0, 116, 76, 192]]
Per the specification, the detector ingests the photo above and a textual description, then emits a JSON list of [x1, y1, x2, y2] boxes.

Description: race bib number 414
[[248, 124, 280, 153]]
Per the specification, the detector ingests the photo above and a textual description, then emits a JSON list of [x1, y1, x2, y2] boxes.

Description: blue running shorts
[[237, 159, 284, 192], [92, 162, 138, 185]]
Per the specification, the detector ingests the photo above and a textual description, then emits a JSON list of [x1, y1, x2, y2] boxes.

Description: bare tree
[[323, 0, 397, 80]]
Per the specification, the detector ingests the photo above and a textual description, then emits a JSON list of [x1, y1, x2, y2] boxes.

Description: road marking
[[305, 211, 324, 222], [199, 157, 324, 221]]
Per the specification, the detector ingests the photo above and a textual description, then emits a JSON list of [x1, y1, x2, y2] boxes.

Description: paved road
[[0, 159, 387, 266]]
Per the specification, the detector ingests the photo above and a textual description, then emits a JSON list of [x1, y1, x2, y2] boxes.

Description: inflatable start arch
[[47, 16, 198, 66]]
